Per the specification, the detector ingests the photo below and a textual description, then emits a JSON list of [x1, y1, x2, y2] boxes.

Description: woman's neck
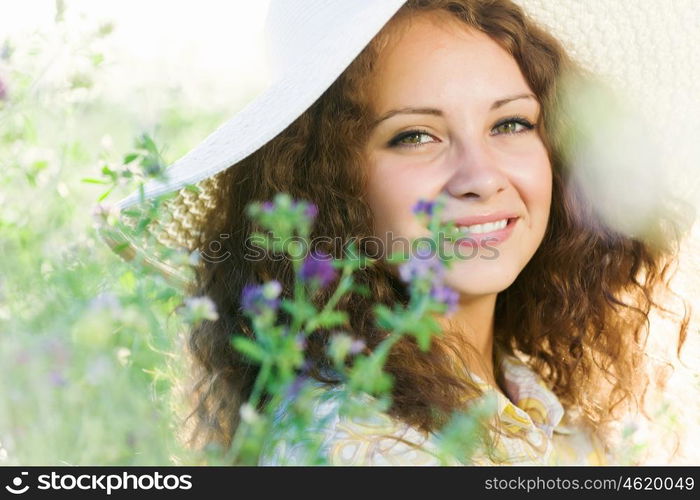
[[436, 293, 499, 388]]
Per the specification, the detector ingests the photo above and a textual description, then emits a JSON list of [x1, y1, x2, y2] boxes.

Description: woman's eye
[[387, 117, 535, 149], [491, 117, 535, 135], [388, 130, 437, 149]]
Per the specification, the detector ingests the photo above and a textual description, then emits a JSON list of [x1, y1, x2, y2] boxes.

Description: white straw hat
[[100, 0, 700, 287], [115, 0, 407, 210]]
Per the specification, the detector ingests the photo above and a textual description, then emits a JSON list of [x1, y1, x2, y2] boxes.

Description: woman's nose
[[444, 139, 508, 200]]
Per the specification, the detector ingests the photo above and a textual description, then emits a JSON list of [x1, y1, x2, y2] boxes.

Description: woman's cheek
[[507, 147, 552, 224], [372, 162, 433, 231]]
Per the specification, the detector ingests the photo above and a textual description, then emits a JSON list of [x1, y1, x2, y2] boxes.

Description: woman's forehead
[[384, 8, 475, 42], [368, 11, 530, 114]]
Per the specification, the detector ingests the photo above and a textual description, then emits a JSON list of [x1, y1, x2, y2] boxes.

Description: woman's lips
[[451, 217, 519, 248]]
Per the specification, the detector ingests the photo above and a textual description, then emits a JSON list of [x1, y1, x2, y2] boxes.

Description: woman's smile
[[450, 216, 519, 248]]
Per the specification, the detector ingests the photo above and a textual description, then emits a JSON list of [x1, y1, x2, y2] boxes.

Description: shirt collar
[[469, 345, 565, 439]]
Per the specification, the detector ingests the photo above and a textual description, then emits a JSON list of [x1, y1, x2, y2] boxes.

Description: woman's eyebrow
[[370, 93, 536, 129], [490, 93, 536, 110]]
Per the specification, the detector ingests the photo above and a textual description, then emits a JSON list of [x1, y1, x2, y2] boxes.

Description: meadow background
[[1, 0, 699, 465], [0, 0, 270, 465]]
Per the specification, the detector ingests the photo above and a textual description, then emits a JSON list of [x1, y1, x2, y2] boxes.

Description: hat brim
[[115, 0, 408, 210]]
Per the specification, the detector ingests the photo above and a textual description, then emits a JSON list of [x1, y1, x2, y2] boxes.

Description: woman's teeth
[[457, 218, 509, 234]]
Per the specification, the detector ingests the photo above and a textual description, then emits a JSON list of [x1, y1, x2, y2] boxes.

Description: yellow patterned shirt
[[259, 350, 609, 466]]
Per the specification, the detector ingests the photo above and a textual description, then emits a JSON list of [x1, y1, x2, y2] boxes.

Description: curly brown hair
[[183, 0, 693, 462]]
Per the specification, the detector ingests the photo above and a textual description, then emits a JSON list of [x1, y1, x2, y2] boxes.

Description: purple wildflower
[[349, 338, 366, 355], [240, 281, 282, 316], [49, 370, 67, 387], [303, 203, 318, 220], [327, 332, 364, 364], [299, 251, 337, 289], [89, 291, 122, 314], [184, 296, 219, 322], [240, 285, 258, 313], [285, 373, 308, 401], [263, 280, 282, 299], [398, 245, 445, 284], [412, 199, 435, 217], [0, 76, 7, 101], [91, 202, 118, 222], [430, 284, 460, 315], [261, 201, 275, 213], [295, 332, 307, 351]]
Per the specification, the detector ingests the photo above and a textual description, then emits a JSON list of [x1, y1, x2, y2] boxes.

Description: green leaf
[[232, 336, 267, 363], [373, 304, 397, 330], [327, 333, 352, 366], [385, 250, 409, 266], [413, 327, 432, 351], [352, 283, 371, 298], [280, 298, 317, 325], [249, 232, 271, 250], [307, 310, 348, 331], [274, 335, 306, 374], [409, 315, 441, 351], [138, 133, 159, 157], [348, 356, 393, 395], [134, 217, 152, 233], [91, 53, 104, 66], [123, 153, 139, 165], [98, 186, 115, 201], [81, 177, 109, 185], [342, 240, 360, 263], [113, 242, 130, 252], [102, 165, 117, 182]]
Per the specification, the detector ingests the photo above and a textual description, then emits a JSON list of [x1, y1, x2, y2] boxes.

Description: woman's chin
[[443, 261, 520, 297]]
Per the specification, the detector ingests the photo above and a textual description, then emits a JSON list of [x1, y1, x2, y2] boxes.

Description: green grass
[[0, 12, 231, 465]]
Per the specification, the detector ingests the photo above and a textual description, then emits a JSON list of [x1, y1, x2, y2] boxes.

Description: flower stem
[[303, 264, 354, 334], [373, 288, 432, 364]]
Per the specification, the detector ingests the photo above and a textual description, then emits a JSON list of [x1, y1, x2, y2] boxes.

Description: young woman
[[107, 0, 693, 465]]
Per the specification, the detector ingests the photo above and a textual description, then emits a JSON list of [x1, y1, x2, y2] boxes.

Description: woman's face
[[363, 12, 552, 297]]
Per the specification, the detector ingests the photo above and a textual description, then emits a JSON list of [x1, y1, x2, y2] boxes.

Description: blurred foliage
[[0, 4, 229, 465]]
